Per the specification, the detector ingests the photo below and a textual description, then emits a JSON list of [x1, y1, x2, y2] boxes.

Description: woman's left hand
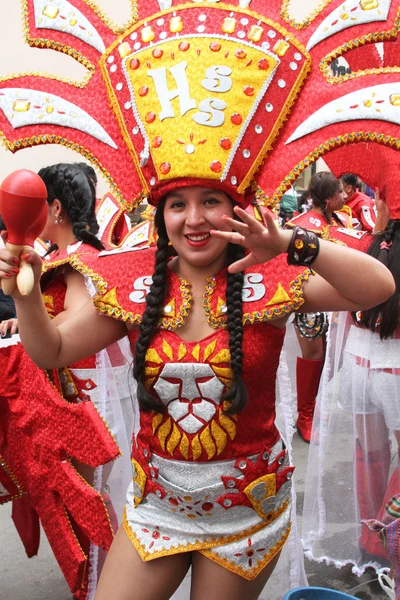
[[211, 206, 291, 273]]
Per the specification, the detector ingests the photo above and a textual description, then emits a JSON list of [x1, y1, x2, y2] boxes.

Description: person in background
[[342, 172, 377, 232], [278, 187, 298, 224]]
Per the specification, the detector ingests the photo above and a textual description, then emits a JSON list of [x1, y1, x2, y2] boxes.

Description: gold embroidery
[[244, 474, 278, 520], [162, 340, 174, 361], [219, 414, 237, 441], [192, 435, 202, 461], [152, 413, 163, 434], [200, 426, 216, 460], [131, 458, 147, 508], [159, 279, 192, 330], [178, 343, 187, 361], [180, 434, 189, 460], [191, 344, 200, 361], [163, 299, 176, 318], [166, 424, 181, 456], [211, 421, 227, 456], [204, 340, 217, 361], [146, 349, 163, 365], [265, 283, 292, 306], [157, 418, 172, 451], [210, 349, 231, 364], [99, 287, 123, 312]]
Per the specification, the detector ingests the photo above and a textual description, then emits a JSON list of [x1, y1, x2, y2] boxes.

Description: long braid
[[354, 220, 400, 339], [320, 202, 332, 226], [134, 205, 169, 412], [223, 244, 248, 414]]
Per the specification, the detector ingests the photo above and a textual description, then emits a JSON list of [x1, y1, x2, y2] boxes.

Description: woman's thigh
[[94, 526, 191, 600], [190, 549, 281, 600]]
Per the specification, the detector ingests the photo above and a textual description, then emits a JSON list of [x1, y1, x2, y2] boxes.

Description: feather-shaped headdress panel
[[0, 0, 398, 210]]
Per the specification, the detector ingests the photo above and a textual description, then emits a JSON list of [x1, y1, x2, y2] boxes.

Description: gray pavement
[[0, 434, 389, 599]]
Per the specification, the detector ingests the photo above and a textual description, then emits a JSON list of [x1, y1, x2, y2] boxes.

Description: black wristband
[[287, 226, 320, 266]]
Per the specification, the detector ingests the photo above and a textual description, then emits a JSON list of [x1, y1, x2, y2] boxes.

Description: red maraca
[[0, 169, 48, 296]]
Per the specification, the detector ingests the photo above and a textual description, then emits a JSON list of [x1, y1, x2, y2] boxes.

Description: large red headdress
[[0, 0, 399, 211]]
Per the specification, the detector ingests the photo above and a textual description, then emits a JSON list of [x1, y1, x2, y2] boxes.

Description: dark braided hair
[[308, 171, 343, 226], [134, 199, 170, 412], [134, 197, 248, 415], [353, 220, 400, 339], [38, 162, 104, 251], [222, 243, 248, 414]]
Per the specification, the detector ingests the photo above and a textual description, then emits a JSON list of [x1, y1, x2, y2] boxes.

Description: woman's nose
[[186, 205, 205, 226]]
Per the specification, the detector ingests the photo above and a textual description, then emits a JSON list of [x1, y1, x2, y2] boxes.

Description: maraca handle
[[17, 255, 35, 296], [1, 242, 23, 295]]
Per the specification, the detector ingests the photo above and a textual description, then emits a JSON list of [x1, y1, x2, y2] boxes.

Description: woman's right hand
[[0, 318, 18, 337], [0, 245, 43, 299]]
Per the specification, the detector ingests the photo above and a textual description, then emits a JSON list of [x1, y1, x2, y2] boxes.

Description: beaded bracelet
[[287, 226, 320, 266]]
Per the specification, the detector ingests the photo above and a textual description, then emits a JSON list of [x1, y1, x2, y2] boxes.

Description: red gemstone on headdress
[[210, 161, 222, 173], [160, 162, 171, 174], [202, 502, 213, 512], [152, 48, 163, 59], [146, 112, 156, 123], [129, 58, 140, 70], [231, 113, 243, 125], [210, 42, 221, 52], [258, 58, 269, 70], [235, 49, 247, 59], [179, 41, 190, 52], [152, 136, 163, 148], [139, 86, 149, 97], [220, 138, 232, 150], [244, 86, 255, 96]]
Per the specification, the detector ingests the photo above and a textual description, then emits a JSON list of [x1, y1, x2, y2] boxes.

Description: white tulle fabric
[[87, 339, 135, 599], [302, 311, 400, 575]]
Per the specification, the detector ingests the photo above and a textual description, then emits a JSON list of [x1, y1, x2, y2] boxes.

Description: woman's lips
[[184, 232, 211, 247]]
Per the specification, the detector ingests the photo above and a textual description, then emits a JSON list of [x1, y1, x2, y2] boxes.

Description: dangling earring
[[55, 215, 63, 225]]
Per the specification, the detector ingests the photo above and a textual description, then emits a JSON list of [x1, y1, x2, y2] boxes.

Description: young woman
[[0, 162, 133, 599], [341, 172, 377, 232], [302, 216, 400, 584], [0, 181, 394, 600]]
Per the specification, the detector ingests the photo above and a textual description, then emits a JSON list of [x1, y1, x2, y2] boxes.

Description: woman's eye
[[169, 201, 184, 209], [205, 197, 220, 205]]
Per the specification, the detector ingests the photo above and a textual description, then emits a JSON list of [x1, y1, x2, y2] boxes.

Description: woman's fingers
[[227, 253, 256, 273], [210, 229, 246, 245]]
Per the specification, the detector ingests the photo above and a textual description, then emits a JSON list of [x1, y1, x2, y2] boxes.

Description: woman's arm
[[0, 247, 128, 368], [211, 207, 395, 313]]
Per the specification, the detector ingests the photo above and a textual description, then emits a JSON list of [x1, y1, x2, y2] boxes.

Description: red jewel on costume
[[220, 138, 232, 150], [210, 161, 222, 173], [129, 57, 140, 70], [152, 48, 163, 59], [145, 112, 156, 123], [244, 86, 255, 96], [231, 113, 243, 125], [210, 42, 221, 52], [178, 41, 190, 52], [258, 59, 270, 70], [160, 162, 171, 174], [235, 49, 247, 59], [152, 136, 163, 148]]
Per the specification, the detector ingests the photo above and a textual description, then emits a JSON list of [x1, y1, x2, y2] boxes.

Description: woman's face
[[163, 186, 234, 272], [341, 179, 355, 200], [328, 184, 347, 212]]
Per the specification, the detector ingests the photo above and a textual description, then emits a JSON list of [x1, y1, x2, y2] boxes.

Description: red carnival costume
[[346, 191, 377, 232], [0, 1, 399, 598], [70, 244, 310, 579], [0, 241, 134, 599]]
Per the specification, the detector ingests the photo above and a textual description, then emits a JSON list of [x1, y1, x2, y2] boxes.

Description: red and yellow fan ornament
[[0, 0, 398, 211]]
